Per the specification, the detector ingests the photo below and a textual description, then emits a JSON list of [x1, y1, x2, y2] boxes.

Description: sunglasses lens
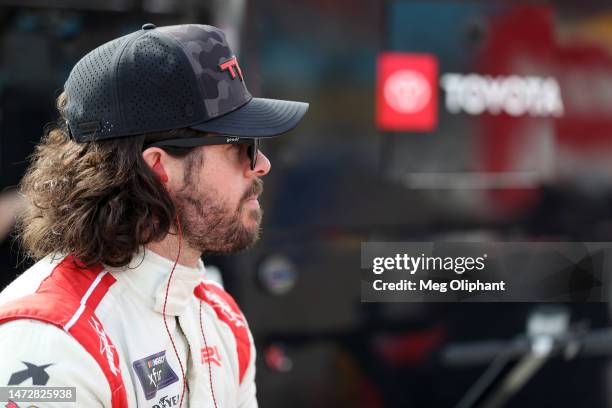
[[247, 139, 259, 170]]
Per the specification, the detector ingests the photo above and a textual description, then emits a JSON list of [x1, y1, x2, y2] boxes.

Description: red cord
[[162, 214, 188, 407], [199, 301, 219, 408]]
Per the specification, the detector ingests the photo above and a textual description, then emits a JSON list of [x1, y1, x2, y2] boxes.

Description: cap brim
[[190, 97, 309, 137]]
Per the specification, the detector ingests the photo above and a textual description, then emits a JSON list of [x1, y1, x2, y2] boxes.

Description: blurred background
[[2, 0, 612, 406]]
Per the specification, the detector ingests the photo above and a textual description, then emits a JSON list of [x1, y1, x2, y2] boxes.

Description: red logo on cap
[[376, 53, 438, 132], [219, 56, 244, 81]]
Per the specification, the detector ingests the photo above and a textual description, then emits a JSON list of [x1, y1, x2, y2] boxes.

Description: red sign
[[376, 53, 438, 131]]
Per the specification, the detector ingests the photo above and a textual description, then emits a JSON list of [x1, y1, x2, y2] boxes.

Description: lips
[[244, 195, 259, 205], [240, 192, 260, 208], [242, 196, 260, 212]]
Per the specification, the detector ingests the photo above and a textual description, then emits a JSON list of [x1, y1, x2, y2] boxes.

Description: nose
[[247, 150, 271, 177]]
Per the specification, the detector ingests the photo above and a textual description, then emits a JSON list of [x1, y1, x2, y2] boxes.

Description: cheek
[[199, 153, 246, 208], [203, 175, 244, 209]]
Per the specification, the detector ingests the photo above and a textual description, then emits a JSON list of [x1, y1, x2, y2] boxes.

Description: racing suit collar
[[108, 247, 205, 316]]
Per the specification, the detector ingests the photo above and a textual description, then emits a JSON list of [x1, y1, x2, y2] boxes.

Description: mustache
[[240, 178, 264, 204]]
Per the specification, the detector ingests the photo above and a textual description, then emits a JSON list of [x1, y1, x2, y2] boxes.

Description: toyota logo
[[383, 69, 432, 114]]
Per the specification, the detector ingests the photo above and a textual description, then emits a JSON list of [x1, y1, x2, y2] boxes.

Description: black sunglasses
[[144, 136, 260, 170]]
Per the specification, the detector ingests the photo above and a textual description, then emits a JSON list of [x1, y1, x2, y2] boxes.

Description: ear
[[152, 157, 169, 183], [142, 148, 169, 183]]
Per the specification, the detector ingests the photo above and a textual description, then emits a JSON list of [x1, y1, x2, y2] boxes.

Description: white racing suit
[[0, 248, 258, 407]]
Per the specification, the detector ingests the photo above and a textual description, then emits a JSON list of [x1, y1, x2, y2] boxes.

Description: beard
[[173, 178, 264, 255]]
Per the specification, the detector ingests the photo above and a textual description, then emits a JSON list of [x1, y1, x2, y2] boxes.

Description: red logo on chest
[[201, 345, 222, 367]]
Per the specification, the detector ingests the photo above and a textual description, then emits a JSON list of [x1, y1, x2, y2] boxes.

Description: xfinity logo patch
[[132, 351, 179, 400]]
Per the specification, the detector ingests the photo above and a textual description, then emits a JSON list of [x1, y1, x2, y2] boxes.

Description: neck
[[145, 232, 202, 268]]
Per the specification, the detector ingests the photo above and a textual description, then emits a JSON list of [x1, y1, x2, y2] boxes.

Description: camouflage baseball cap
[[64, 23, 308, 142]]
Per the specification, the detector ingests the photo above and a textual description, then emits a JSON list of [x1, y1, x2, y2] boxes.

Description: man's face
[[171, 142, 271, 255]]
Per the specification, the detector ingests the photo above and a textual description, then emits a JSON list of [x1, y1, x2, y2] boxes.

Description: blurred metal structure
[[444, 306, 612, 408]]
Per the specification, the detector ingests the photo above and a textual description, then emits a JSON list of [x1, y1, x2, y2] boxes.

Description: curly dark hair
[[16, 92, 201, 267]]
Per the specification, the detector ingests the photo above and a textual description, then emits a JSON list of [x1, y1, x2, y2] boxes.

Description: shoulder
[[0, 255, 126, 405], [0, 319, 99, 373], [0, 319, 110, 406], [0, 254, 63, 305], [195, 280, 250, 329]]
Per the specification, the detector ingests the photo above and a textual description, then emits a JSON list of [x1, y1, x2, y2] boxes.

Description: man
[[0, 23, 308, 407]]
